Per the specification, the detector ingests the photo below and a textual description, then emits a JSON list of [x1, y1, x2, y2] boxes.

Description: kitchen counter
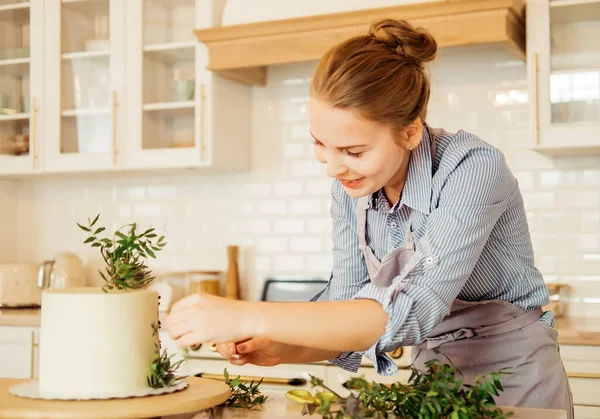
[[0, 382, 568, 419], [2, 307, 599, 346], [0, 308, 40, 327], [195, 393, 567, 419]]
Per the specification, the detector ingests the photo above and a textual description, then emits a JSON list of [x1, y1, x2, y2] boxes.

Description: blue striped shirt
[[323, 125, 552, 376]]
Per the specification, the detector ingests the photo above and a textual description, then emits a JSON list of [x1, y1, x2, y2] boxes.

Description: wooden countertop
[[0, 379, 567, 419], [1, 308, 599, 346]]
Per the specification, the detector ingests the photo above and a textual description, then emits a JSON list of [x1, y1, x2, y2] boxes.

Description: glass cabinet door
[[45, 0, 124, 172], [127, 0, 203, 168], [0, 0, 42, 174], [532, 0, 600, 153]]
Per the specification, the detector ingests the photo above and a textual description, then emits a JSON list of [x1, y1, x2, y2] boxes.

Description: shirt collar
[[367, 125, 433, 215]]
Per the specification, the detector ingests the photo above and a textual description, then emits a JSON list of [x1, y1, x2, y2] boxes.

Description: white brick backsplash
[[514, 171, 535, 190], [246, 182, 271, 197], [5, 44, 599, 314], [291, 199, 321, 214], [274, 181, 304, 196], [538, 171, 578, 189], [133, 203, 162, 217], [274, 254, 305, 271], [305, 179, 332, 195], [274, 219, 305, 234], [307, 219, 332, 234], [248, 219, 271, 234], [557, 190, 600, 209], [284, 143, 306, 158], [291, 160, 324, 177], [307, 254, 333, 271], [257, 237, 288, 253], [254, 256, 271, 271], [290, 123, 311, 140], [537, 213, 581, 234], [290, 237, 323, 252], [522, 192, 555, 209], [581, 211, 600, 233], [257, 200, 287, 215], [147, 186, 176, 200], [583, 170, 600, 185]]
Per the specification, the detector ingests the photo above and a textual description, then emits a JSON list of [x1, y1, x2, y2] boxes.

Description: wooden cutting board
[[0, 377, 230, 419]]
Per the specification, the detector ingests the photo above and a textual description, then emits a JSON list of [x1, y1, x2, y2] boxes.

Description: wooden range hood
[[194, 0, 526, 86]]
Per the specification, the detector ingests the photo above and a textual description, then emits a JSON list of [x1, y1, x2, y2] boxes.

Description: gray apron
[[355, 190, 574, 417]]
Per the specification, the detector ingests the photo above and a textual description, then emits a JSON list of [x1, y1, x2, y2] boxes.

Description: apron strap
[[356, 196, 369, 250], [425, 307, 544, 350]]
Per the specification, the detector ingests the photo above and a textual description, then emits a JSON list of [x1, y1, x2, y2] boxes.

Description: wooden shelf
[[143, 42, 195, 64], [193, 0, 526, 86], [0, 57, 29, 75], [143, 101, 195, 118], [62, 50, 109, 60], [0, 112, 29, 122], [61, 108, 109, 117]]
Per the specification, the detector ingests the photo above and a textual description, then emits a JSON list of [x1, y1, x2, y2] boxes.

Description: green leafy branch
[[77, 214, 166, 292], [147, 321, 190, 389], [222, 368, 268, 410], [306, 358, 513, 419]]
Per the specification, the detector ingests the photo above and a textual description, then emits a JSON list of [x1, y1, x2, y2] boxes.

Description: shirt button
[[425, 257, 434, 264], [390, 221, 398, 228]]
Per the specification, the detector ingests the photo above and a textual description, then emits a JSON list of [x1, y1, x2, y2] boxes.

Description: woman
[[165, 18, 573, 415]]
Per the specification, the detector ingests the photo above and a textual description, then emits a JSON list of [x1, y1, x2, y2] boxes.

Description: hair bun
[[369, 19, 437, 66]]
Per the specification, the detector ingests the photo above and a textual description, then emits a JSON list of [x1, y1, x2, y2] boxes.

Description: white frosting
[[38, 287, 159, 399]]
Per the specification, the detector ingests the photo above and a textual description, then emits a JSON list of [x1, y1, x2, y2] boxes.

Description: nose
[[325, 153, 347, 178]]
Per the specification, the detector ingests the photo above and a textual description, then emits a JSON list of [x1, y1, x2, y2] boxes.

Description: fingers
[[170, 293, 202, 313], [236, 338, 263, 354]]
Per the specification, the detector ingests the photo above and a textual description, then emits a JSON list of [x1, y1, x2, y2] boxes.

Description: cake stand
[[0, 377, 230, 419]]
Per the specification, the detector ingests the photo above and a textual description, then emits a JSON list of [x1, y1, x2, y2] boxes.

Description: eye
[[345, 150, 363, 158]]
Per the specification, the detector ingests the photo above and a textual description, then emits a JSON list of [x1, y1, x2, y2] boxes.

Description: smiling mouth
[[339, 178, 365, 188]]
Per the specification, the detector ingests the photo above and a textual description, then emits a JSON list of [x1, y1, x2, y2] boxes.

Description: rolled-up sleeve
[[354, 147, 515, 375], [326, 180, 370, 372]]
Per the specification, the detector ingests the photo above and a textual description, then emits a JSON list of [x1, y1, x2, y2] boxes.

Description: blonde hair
[[310, 19, 437, 134]]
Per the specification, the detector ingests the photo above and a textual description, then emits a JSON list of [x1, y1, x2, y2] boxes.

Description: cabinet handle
[[198, 83, 205, 160], [195, 372, 306, 386], [111, 89, 118, 165], [530, 52, 539, 145], [30, 96, 38, 169]]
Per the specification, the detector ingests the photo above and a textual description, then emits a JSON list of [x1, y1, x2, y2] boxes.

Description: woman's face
[[309, 97, 417, 199]]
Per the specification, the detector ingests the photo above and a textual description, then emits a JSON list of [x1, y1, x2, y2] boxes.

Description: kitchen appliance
[[260, 277, 329, 302], [0, 263, 42, 307], [37, 251, 87, 290]]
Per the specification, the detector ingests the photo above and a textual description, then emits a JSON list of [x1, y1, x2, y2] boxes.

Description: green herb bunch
[[222, 368, 268, 409], [77, 214, 166, 292], [307, 358, 512, 419], [147, 321, 190, 389]]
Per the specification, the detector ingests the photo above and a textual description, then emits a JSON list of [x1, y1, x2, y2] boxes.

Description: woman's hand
[[164, 293, 256, 348], [216, 338, 288, 367]]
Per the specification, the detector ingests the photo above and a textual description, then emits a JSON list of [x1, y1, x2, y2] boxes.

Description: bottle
[[224, 245, 240, 300]]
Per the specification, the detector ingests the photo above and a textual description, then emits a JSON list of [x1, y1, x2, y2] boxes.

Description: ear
[[404, 118, 423, 151]]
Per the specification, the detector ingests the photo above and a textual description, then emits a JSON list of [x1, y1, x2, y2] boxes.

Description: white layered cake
[[38, 287, 159, 399]]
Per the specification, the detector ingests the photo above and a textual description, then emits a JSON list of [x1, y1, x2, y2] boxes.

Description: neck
[[383, 157, 411, 206]]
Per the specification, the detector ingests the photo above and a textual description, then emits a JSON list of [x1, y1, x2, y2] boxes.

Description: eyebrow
[[309, 131, 368, 150]]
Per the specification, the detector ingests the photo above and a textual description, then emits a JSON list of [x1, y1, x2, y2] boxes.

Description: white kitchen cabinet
[[0, 0, 44, 176], [527, 0, 600, 157], [0, 326, 38, 379], [124, 0, 251, 171], [0, 0, 250, 177], [574, 405, 600, 418], [43, 0, 125, 173]]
